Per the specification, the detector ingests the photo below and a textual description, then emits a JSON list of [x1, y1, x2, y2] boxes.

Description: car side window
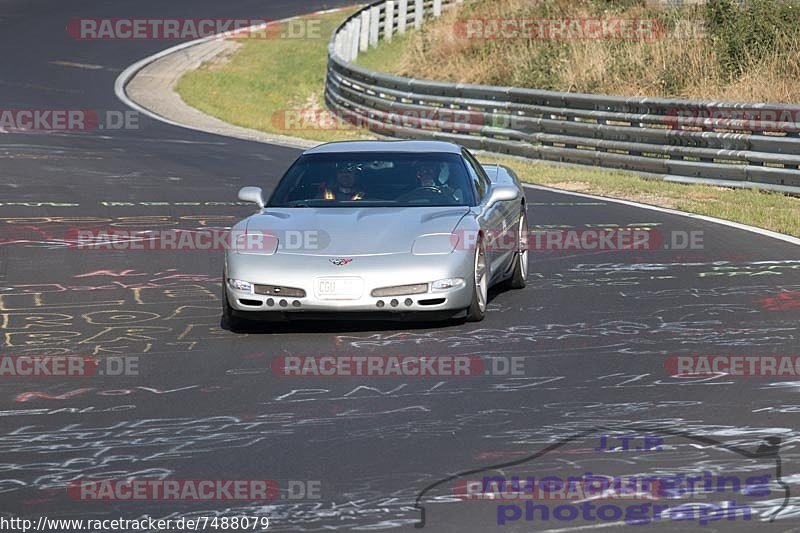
[[462, 149, 490, 202]]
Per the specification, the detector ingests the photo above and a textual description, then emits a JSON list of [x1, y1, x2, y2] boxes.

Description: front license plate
[[315, 277, 364, 300]]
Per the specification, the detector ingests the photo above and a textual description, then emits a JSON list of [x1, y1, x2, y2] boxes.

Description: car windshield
[[267, 152, 476, 207]]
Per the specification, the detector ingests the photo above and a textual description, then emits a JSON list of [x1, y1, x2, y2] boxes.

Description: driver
[[413, 161, 462, 201], [321, 162, 365, 200]]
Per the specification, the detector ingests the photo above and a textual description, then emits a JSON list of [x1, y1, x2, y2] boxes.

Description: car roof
[[303, 140, 463, 155]]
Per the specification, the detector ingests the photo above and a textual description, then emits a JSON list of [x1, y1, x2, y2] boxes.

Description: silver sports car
[[222, 140, 527, 330]]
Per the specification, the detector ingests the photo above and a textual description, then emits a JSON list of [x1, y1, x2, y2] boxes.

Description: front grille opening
[[239, 299, 263, 307], [418, 298, 446, 306], [253, 284, 306, 298]]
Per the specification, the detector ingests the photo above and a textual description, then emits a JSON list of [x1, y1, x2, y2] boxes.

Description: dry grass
[[359, 0, 800, 103]]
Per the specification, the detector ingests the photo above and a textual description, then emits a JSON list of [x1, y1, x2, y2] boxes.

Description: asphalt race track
[[1, 0, 800, 531]]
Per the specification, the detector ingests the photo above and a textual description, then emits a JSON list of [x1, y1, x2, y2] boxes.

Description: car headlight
[[412, 233, 458, 255], [371, 283, 429, 297], [227, 278, 253, 292], [431, 278, 465, 291]]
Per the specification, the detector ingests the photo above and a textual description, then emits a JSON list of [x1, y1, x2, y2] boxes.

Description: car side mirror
[[484, 185, 519, 209], [238, 186, 264, 209]]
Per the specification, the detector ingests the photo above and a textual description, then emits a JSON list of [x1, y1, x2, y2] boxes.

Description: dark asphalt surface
[[1, 0, 799, 531]]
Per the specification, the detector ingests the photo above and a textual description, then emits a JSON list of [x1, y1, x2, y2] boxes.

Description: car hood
[[245, 206, 470, 256]]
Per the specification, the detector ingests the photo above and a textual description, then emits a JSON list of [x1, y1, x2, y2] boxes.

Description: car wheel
[[505, 208, 528, 289], [466, 237, 488, 322], [221, 273, 247, 332]]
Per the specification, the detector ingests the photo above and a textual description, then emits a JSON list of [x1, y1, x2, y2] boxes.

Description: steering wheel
[[396, 186, 445, 202]]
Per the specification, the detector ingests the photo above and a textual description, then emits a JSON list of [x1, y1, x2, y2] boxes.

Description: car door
[[462, 150, 511, 283]]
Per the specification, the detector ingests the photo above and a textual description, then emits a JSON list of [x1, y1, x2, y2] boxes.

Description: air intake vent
[[254, 284, 306, 298]]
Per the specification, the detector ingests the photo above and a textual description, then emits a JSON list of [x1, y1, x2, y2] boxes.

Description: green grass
[[356, 32, 413, 72], [177, 9, 370, 143], [480, 155, 800, 237]]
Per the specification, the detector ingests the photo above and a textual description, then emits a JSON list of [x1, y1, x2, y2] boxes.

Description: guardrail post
[[333, 29, 341, 57], [350, 22, 359, 60], [341, 22, 352, 61], [433, 0, 442, 17], [385, 1, 395, 42], [369, 5, 380, 47], [398, 0, 408, 34], [414, 0, 424, 29], [359, 10, 370, 52], [343, 24, 353, 59], [350, 18, 361, 61], [342, 26, 352, 61]]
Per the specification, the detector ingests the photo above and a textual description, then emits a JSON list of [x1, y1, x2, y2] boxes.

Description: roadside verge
[[115, 6, 800, 241], [114, 12, 358, 149]]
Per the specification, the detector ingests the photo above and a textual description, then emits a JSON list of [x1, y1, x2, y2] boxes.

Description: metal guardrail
[[325, 0, 800, 195]]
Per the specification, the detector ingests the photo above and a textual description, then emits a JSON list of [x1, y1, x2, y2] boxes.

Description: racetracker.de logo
[[453, 476, 661, 501], [665, 355, 800, 377], [67, 480, 279, 500], [66, 18, 322, 40], [67, 479, 321, 501], [453, 18, 666, 41], [453, 229, 704, 252], [65, 228, 325, 252], [272, 355, 525, 377], [271, 108, 485, 133], [0, 110, 138, 131], [666, 107, 800, 133], [0, 355, 137, 377]]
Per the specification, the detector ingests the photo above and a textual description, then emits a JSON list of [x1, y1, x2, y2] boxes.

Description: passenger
[[321, 162, 365, 200]]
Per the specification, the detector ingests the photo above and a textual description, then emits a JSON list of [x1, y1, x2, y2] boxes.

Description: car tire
[[466, 237, 488, 322], [221, 274, 248, 332], [505, 208, 528, 290]]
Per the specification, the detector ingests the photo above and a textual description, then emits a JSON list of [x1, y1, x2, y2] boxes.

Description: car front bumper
[[225, 251, 474, 318]]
